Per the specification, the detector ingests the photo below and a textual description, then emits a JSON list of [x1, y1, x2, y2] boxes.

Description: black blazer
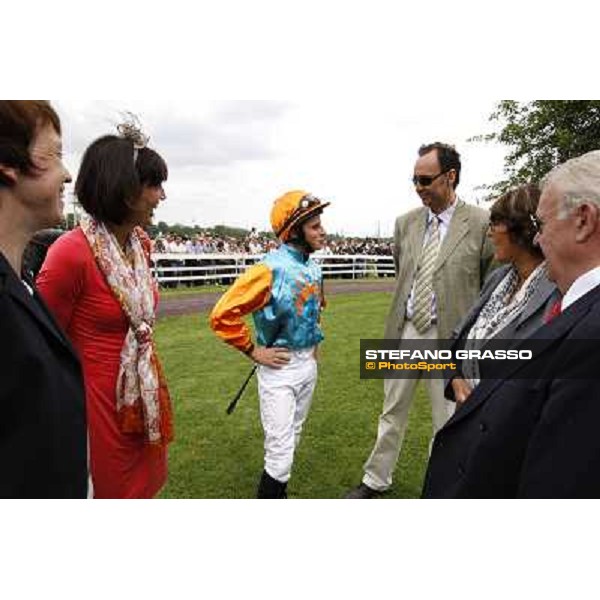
[[423, 283, 600, 498], [0, 252, 87, 498]]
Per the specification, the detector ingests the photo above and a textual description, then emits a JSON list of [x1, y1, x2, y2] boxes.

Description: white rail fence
[[151, 253, 395, 285]]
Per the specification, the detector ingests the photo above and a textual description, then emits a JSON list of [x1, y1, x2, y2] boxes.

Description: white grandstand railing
[[150, 253, 395, 284]]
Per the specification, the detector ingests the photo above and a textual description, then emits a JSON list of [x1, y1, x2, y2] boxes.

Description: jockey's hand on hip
[[251, 346, 291, 369]]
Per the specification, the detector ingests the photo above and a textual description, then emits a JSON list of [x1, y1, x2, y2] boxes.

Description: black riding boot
[[257, 470, 288, 499]]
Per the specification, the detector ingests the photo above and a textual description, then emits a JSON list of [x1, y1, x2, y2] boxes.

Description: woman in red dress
[[37, 119, 174, 498]]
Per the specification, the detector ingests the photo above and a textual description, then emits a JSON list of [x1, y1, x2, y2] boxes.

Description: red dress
[[37, 228, 167, 498]]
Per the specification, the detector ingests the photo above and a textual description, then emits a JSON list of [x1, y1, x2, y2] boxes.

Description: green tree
[[212, 224, 250, 240], [475, 100, 600, 196], [156, 221, 170, 234]]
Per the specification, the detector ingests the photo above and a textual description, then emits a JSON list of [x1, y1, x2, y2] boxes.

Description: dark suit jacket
[[423, 283, 600, 498], [445, 264, 560, 399], [0, 252, 87, 498]]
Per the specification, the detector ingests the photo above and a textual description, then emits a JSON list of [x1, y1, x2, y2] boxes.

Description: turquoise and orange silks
[[210, 244, 325, 352]]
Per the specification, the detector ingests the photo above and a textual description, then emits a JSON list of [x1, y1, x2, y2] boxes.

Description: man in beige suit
[[346, 142, 494, 498]]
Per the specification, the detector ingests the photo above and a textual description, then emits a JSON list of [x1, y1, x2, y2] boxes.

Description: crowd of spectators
[[152, 228, 276, 255], [315, 238, 393, 256], [151, 229, 393, 256], [149, 229, 394, 288]]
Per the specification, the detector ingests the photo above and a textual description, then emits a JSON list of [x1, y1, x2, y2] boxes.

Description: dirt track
[[158, 279, 395, 317]]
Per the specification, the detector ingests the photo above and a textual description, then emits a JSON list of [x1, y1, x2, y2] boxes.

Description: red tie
[[545, 299, 562, 324]]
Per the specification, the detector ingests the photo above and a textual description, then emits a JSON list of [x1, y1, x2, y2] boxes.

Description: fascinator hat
[[116, 112, 150, 163]]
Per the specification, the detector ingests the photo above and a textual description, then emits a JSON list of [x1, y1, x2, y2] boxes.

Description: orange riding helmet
[[270, 190, 330, 242]]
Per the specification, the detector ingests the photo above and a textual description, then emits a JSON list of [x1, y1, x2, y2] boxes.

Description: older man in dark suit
[[423, 149, 600, 498], [347, 142, 494, 498]]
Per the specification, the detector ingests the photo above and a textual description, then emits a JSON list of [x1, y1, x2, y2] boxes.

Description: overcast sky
[[54, 98, 508, 238]]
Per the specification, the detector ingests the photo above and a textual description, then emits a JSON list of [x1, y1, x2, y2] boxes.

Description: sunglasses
[[412, 170, 449, 187]]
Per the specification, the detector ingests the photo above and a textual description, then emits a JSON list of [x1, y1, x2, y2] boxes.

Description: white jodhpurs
[[257, 348, 318, 483]]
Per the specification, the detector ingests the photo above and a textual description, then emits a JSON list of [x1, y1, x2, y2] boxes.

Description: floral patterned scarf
[[463, 262, 547, 388], [467, 262, 547, 342], [81, 215, 174, 447]]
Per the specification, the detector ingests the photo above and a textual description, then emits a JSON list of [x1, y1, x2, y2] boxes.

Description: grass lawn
[[156, 291, 433, 498], [159, 276, 394, 298], [159, 284, 227, 297]]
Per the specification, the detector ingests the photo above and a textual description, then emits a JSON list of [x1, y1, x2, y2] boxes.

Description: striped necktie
[[412, 216, 441, 333]]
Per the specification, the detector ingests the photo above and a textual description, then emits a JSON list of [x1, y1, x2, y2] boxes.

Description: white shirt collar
[[562, 265, 600, 311], [428, 196, 458, 227]]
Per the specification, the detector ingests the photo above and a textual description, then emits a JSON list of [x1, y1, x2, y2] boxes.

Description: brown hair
[[75, 135, 168, 225], [0, 101, 62, 187], [490, 183, 543, 258], [418, 142, 461, 188]]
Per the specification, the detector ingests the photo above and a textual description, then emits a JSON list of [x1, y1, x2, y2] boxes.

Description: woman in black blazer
[[0, 101, 88, 498], [447, 184, 560, 406]]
